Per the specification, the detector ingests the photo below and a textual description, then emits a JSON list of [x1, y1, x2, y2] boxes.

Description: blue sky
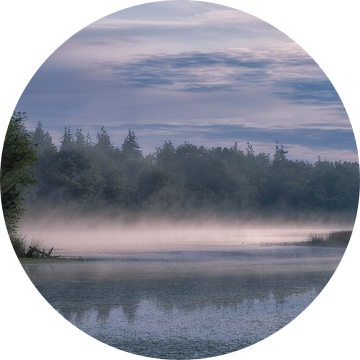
[[16, 0, 357, 162]]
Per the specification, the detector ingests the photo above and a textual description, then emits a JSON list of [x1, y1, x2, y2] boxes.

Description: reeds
[[9, 234, 45, 258], [307, 230, 352, 247]]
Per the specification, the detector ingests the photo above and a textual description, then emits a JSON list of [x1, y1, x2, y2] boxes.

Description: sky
[[15, 0, 358, 162]]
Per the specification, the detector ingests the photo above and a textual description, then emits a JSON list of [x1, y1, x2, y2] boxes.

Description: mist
[[18, 205, 354, 255]]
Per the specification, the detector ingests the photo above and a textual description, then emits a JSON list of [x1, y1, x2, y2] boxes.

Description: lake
[[22, 230, 345, 359]]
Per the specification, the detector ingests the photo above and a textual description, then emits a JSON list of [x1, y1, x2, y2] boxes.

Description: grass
[[18, 256, 90, 264], [306, 230, 352, 247], [9, 234, 94, 263], [8, 232, 95, 262], [19, 257, 64, 264]]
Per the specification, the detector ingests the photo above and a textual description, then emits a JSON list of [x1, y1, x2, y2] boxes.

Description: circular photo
[[2, 1, 359, 359]]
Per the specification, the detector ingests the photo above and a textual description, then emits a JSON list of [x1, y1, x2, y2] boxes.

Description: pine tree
[[246, 141, 255, 156], [95, 126, 113, 151], [30, 121, 57, 155], [60, 126, 74, 150], [120, 130, 142, 160], [156, 140, 175, 170], [85, 131, 93, 147], [74, 128, 86, 149]]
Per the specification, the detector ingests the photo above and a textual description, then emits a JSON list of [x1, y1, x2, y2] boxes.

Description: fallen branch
[[27, 246, 61, 259]]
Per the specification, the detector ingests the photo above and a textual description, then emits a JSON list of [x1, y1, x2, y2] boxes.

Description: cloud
[[105, 49, 343, 113], [107, 51, 273, 91], [90, 2, 276, 34], [15, 2, 355, 164], [273, 78, 342, 106]]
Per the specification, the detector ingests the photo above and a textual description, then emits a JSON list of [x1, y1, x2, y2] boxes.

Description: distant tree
[[30, 121, 57, 156], [74, 128, 87, 149], [232, 141, 239, 152], [273, 141, 288, 162], [85, 131, 93, 147], [136, 166, 167, 199], [258, 142, 291, 208], [120, 130, 142, 160], [95, 126, 113, 152], [156, 141, 176, 171], [1, 112, 37, 245], [190, 154, 229, 201], [38, 149, 97, 203], [60, 126, 74, 150], [314, 157, 334, 173], [175, 142, 201, 159], [101, 169, 126, 204], [245, 141, 255, 156]]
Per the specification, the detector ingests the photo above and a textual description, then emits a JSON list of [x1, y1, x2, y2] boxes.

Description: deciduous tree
[[1, 112, 37, 239]]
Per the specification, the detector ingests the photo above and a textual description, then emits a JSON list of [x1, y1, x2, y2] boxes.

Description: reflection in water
[[61, 289, 319, 358], [23, 247, 344, 359]]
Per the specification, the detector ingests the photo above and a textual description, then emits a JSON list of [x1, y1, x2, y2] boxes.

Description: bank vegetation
[[306, 230, 352, 247]]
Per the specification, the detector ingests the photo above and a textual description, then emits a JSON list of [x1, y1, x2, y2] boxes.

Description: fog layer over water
[[19, 216, 350, 254]]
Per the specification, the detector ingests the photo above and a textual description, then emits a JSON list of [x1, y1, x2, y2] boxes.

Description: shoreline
[[19, 257, 88, 264], [18, 229, 352, 263]]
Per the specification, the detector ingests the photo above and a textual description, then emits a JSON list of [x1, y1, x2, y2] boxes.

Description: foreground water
[[22, 241, 345, 359]]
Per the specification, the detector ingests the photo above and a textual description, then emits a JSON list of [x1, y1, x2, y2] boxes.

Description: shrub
[[306, 230, 352, 247], [308, 233, 326, 244], [327, 230, 352, 246], [9, 233, 27, 257]]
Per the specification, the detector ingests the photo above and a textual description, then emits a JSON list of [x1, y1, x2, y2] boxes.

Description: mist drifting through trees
[[17, 119, 358, 225]]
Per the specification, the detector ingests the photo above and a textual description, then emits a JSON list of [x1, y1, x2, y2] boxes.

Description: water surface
[[22, 242, 344, 359]]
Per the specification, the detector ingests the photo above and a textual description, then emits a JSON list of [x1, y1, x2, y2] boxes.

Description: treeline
[[23, 120, 359, 218]]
